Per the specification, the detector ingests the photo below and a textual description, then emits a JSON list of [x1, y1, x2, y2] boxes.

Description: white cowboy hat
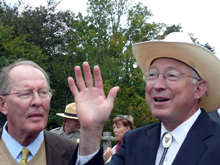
[[132, 32, 220, 113], [56, 102, 78, 119]]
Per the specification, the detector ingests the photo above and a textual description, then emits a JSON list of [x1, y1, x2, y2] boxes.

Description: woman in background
[[103, 114, 134, 163]]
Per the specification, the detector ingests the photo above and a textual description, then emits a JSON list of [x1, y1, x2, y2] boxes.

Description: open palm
[[68, 62, 119, 130]]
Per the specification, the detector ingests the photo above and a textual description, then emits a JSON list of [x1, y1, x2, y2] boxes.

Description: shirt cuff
[[76, 147, 100, 165]]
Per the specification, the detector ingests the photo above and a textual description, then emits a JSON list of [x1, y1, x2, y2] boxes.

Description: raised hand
[[68, 62, 119, 155]]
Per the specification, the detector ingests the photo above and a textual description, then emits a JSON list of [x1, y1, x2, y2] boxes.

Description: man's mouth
[[29, 113, 43, 119], [154, 98, 169, 102]]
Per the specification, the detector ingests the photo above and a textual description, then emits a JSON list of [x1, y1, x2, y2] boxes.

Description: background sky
[[6, 0, 220, 59]]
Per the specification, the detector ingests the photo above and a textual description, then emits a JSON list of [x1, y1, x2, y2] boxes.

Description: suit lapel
[[173, 110, 211, 164], [137, 123, 161, 165]]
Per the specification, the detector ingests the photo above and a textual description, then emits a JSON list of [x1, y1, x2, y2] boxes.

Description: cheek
[[43, 100, 51, 113], [117, 129, 122, 135], [120, 128, 128, 135], [145, 85, 152, 103], [71, 122, 76, 127], [173, 83, 193, 98], [8, 100, 28, 114], [6, 103, 29, 124]]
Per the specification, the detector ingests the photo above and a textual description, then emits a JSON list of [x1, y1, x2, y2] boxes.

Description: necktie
[[20, 148, 30, 165], [159, 132, 173, 165]]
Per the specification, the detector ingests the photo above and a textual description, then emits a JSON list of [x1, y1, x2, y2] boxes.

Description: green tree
[[0, 24, 46, 67]]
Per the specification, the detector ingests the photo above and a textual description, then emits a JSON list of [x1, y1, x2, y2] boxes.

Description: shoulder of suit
[[124, 122, 159, 138], [50, 127, 62, 132], [44, 130, 77, 155], [44, 130, 77, 145]]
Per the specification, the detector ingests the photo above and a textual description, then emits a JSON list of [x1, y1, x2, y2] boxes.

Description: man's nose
[[153, 74, 167, 90]]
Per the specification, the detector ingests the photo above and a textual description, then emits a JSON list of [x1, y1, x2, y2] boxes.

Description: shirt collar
[[2, 121, 44, 161], [61, 125, 66, 136], [161, 108, 201, 145], [217, 108, 220, 116]]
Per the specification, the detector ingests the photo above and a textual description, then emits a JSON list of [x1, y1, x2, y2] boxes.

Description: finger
[[107, 86, 120, 104], [106, 149, 110, 152], [83, 62, 94, 88], [83, 62, 94, 87], [75, 65, 86, 90], [94, 65, 103, 89], [68, 77, 79, 97]]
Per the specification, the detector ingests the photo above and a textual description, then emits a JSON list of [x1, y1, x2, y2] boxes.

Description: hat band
[[64, 112, 77, 117]]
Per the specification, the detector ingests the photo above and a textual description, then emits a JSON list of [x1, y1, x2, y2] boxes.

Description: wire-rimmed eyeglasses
[[143, 70, 201, 83], [1, 88, 52, 102]]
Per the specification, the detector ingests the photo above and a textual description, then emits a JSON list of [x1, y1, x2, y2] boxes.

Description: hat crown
[[65, 103, 77, 114], [164, 32, 193, 43]]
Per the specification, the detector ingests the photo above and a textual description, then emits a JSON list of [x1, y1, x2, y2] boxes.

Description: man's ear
[[0, 96, 8, 116], [194, 80, 207, 99]]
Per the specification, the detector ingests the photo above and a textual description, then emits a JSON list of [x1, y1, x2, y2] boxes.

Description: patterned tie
[[159, 132, 173, 165], [20, 148, 30, 165]]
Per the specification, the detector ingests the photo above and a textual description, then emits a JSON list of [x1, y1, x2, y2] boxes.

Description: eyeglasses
[[117, 114, 128, 120], [2, 89, 52, 102], [143, 70, 201, 83]]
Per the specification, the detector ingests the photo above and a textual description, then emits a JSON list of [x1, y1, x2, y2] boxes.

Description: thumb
[[107, 86, 120, 104]]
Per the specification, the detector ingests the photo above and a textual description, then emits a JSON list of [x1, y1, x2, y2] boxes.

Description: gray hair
[[189, 67, 202, 103], [190, 68, 201, 85], [0, 59, 50, 95]]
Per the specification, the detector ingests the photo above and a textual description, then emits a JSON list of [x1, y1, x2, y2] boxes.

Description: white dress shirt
[[76, 148, 99, 165], [2, 122, 44, 163], [155, 109, 201, 165]]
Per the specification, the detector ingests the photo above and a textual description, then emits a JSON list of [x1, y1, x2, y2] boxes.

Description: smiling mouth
[[154, 98, 169, 102]]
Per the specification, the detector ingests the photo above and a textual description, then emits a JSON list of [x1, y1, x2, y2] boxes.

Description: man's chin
[[152, 110, 170, 120], [28, 124, 46, 133]]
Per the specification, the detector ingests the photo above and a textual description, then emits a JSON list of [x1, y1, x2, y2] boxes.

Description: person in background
[[0, 59, 77, 165], [103, 115, 134, 163], [50, 102, 80, 143], [208, 109, 220, 124], [68, 32, 220, 165]]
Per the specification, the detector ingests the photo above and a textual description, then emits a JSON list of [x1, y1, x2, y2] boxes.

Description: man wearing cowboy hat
[[50, 102, 80, 143], [67, 32, 220, 165]]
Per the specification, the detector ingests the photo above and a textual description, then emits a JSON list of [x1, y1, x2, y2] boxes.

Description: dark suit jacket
[[0, 129, 77, 165], [69, 109, 220, 165], [208, 110, 220, 124], [0, 112, 7, 128]]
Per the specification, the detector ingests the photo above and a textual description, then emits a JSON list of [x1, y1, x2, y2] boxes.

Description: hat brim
[[56, 113, 78, 119], [132, 41, 220, 113]]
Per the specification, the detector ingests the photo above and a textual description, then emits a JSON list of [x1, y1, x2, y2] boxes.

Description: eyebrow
[[149, 66, 178, 71], [12, 88, 49, 92]]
